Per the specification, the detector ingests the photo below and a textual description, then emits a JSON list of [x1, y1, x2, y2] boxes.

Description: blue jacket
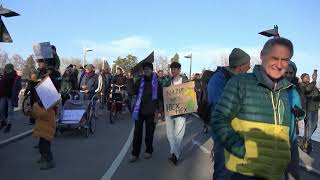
[[207, 67, 233, 109], [287, 87, 305, 142]]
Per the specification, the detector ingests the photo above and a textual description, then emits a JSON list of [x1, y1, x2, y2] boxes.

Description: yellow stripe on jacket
[[31, 103, 56, 141], [225, 118, 290, 180]]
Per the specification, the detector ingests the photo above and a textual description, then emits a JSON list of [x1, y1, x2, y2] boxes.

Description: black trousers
[[132, 114, 156, 157], [39, 137, 53, 162], [229, 172, 266, 180]]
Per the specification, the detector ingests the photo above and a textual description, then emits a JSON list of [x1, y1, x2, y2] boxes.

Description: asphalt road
[[0, 108, 319, 180]]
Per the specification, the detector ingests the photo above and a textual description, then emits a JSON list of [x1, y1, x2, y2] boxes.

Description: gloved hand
[[291, 105, 305, 118]]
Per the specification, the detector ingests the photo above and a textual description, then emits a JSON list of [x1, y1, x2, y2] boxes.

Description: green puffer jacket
[[211, 65, 292, 180], [158, 76, 170, 88]]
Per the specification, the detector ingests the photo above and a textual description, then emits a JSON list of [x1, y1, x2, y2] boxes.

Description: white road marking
[[101, 125, 134, 180], [192, 139, 211, 154]]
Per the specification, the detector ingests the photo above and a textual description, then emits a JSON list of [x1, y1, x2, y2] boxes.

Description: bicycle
[[107, 84, 127, 124]]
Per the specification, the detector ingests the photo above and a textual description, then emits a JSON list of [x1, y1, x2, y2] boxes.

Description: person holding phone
[[299, 70, 319, 153]]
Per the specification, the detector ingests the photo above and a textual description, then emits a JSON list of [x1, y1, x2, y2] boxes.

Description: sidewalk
[[0, 110, 33, 147], [299, 139, 320, 176]]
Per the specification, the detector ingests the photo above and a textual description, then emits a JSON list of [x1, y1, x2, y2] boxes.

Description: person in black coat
[[127, 62, 163, 162]]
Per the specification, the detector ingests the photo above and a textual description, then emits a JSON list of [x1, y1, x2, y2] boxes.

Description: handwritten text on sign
[[163, 81, 198, 116]]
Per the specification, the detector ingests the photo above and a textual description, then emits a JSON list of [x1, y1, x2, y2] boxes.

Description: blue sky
[[1, 0, 320, 75]]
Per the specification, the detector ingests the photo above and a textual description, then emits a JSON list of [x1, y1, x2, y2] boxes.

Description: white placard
[[62, 110, 86, 121], [33, 42, 53, 60], [35, 76, 61, 110]]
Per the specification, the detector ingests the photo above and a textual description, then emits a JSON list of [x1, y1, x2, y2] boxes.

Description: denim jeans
[[0, 97, 14, 124], [165, 115, 186, 159], [212, 134, 230, 180], [305, 111, 318, 140]]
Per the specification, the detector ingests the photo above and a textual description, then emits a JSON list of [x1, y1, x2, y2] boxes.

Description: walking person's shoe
[[36, 156, 45, 164], [40, 161, 55, 170], [168, 153, 178, 166], [0, 121, 7, 130], [4, 123, 11, 133], [203, 125, 208, 134], [144, 152, 152, 159], [128, 155, 138, 163], [29, 118, 35, 125]]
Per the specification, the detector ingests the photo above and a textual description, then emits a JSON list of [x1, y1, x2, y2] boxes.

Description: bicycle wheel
[[89, 106, 96, 134], [22, 95, 31, 115]]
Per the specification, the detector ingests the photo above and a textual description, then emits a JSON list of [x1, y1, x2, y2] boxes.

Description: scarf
[[85, 70, 95, 77], [132, 73, 158, 121]]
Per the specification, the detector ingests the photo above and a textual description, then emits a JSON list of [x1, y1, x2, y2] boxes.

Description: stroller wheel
[[89, 116, 96, 134], [81, 127, 90, 138]]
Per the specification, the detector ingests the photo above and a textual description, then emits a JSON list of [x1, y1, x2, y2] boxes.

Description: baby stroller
[[57, 90, 96, 138]]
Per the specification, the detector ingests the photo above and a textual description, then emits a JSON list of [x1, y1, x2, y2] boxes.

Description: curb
[[300, 163, 320, 177], [0, 129, 33, 148]]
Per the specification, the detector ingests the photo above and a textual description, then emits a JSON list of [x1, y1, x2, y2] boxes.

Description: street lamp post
[[83, 46, 93, 67], [184, 53, 192, 79]]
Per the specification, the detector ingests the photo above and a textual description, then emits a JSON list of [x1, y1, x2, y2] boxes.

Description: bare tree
[[155, 55, 169, 71], [11, 54, 25, 70], [219, 53, 229, 66], [60, 57, 82, 70], [22, 55, 36, 79], [0, 52, 9, 68]]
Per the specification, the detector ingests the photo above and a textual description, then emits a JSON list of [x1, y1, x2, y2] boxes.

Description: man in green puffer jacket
[[211, 37, 295, 180]]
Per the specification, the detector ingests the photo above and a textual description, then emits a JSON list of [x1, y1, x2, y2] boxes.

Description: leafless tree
[[155, 55, 169, 71]]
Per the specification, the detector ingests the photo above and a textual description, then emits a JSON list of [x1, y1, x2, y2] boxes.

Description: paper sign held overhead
[[33, 42, 53, 60], [163, 81, 198, 116]]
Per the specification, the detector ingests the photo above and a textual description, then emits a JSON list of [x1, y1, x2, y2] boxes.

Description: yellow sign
[[163, 81, 198, 116]]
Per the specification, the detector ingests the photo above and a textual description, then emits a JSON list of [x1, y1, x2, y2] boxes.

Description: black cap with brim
[[170, 62, 181, 69], [142, 62, 153, 70], [36, 59, 45, 63]]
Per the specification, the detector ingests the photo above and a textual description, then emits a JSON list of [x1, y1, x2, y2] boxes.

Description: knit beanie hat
[[229, 48, 250, 67], [288, 61, 297, 73]]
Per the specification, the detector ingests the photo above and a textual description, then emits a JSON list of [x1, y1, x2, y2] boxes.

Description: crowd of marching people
[[0, 36, 319, 180]]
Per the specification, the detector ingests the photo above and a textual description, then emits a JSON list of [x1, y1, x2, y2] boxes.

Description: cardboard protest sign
[[163, 81, 198, 116], [35, 76, 61, 110], [33, 42, 53, 60]]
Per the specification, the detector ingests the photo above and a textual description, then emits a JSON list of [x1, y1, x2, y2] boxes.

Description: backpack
[[197, 68, 232, 122]]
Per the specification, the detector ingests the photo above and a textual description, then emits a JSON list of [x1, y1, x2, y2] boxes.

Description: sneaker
[[4, 124, 11, 133], [168, 153, 178, 166], [36, 157, 45, 164], [40, 161, 55, 170], [144, 152, 152, 159], [0, 121, 7, 130], [203, 126, 208, 134], [128, 155, 138, 163]]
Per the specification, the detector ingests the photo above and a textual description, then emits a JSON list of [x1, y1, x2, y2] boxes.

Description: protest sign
[[61, 110, 86, 123], [33, 42, 53, 60], [35, 76, 61, 110], [163, 81, 198, 116]]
